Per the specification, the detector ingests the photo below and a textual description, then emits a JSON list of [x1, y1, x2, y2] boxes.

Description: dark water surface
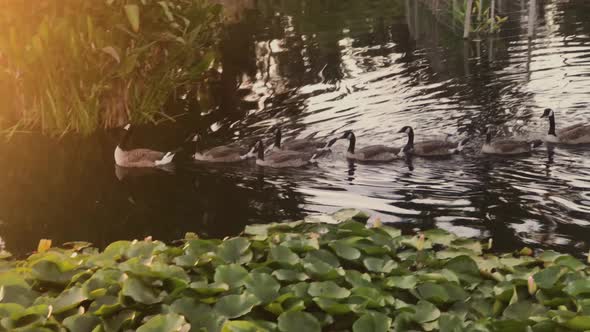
[[2, 0, 590, 255]]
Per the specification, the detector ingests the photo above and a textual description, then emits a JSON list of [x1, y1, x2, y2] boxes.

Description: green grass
[[1, 209, 590, 331], [0, 0, 222, 136]]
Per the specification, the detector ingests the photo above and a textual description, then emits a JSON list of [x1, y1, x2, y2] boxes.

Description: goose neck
[[257, 144, 265, 161], [548, 114, 557, 136], [118, 129, 132, 151], [275, 129, 282, 148], [348, 133, 356, 154], [404, 130, 414, 151]]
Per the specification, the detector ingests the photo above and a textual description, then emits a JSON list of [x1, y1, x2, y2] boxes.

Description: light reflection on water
[[2, 0, 590, 256]]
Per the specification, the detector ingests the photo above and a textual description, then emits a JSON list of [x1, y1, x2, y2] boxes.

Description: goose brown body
[[192, 134, 251, 163], [273, 128, 326, 153], [254, 140, 315, 168], [398, 126, 467, 157], [334, 131, 400, 162], [114, 124, 175, 168], [542, 108, 590, 144], [481, 129, 543, 155]]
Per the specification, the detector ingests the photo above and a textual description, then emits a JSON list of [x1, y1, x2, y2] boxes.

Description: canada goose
[[273, 127, 326, 152], [252, 140, 316, 168], [398, 126, 468, 157], [192, 134, 252, 163], [541, 108, 590, 144], [481, 128, 543, 155], [331, 130, 400, 162], [114, 124, 175, 168]]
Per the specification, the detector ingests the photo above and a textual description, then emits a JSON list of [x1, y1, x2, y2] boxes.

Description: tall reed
[[0, 0, 222, 136]]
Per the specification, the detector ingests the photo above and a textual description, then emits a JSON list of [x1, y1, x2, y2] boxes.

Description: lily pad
[[278, 311, 320, 332], [352, 312, 391, 332], [413, 300, 441, 323], [308, 281, 351, 299], [122, 277, 163, 305], [52, 286, 88, 314], [214, 264, 249, 288], [217, 237, 252, 264], [363, 256, 396, 273], [270, 246, 300, 266], [245, 273, 280, 304], [136, 313, 189, 332], [214, 293, 261, 319]]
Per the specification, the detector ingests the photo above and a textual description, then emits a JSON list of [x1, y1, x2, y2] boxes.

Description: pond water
[[2, 0, 590, 256]]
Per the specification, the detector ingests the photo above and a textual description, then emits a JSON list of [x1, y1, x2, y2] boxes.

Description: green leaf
[[502, 301, 546, 320], [564, 316, 590, 331], [313, 297, 352, 315], [272, 269, 309, 282], [424, 229, 456, 246], [122, 277, 163, 305], [445, 255, 481, 283], [329, 241, 361, 260], [308, 281, 351, 299], [62, 314, 100, 332], [52, 286, 88, 314], [362, 256, 396, 273], [218, 237, 252, 264], [352, 312, 391, 332], [384, 275, 417, 289], [565, 279, 590, 296], [214, 293, 261, 318], [417, 283, 450, 305], [170, 298, 224, 331], [222, 320, 276, 332], [137, 313, 188, 332], [533, 266, 563, 289], [270, 246, 300, 265], [413, 300, 441, 323], [124, 5, 140, 32], [438, 313, 464, 332], [278, 311, 320, 332], [245, 273, 280, 304], [214, 264, 249, 288]]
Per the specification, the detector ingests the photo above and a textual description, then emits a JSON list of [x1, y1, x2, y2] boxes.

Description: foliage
[[451, 0, 508, 35], [0, 0, 222, 136], [2, 209, 590, 331]]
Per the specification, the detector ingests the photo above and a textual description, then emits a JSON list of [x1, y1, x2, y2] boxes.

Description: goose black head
[[541, 108, 554, 118], [397, 126, 413, 135], [340, 130, 354, 139]]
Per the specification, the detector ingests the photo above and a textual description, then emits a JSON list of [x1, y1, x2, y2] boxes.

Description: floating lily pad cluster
[[1, 210, 590, 331]]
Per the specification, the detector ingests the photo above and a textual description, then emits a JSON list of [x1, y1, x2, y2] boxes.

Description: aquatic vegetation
[[450, 0, 508, 34], [2, 210, 590, 331], [0, 1, 222, 136]]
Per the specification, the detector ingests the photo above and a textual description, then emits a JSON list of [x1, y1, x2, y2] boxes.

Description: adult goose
[[252, 140, 316, 168], [398, 126, 468, 157], [114, 124, 175, 168], [541, 108, 590, 144], [331, 130, 401, 162], [192, 134, 253, 163], [481, 127, 543, 155], [273, 127, 326, 152]]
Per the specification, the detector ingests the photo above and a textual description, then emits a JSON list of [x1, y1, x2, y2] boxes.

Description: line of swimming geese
[[114, 109, 590, 169]]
